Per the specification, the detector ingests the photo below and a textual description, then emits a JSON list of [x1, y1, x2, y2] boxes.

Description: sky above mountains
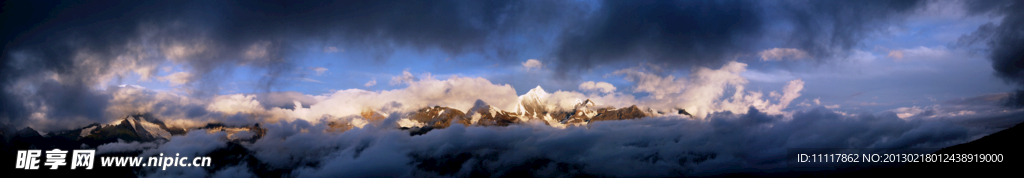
[[5, 1, 1024, 176], [1, 0, 1022, 132]]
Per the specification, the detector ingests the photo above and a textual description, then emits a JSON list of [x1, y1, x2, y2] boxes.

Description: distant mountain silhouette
[[826, 122, 1023, 177], [896, 121, 1022, 176]]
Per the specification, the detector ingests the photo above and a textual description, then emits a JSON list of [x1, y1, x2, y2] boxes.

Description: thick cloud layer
[[109, 105, 1014, 177]]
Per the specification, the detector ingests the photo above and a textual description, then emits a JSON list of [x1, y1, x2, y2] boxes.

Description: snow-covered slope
[[82, 114, 186, 141], [514, 86, 551, 118], [136, 116, 172, 140]]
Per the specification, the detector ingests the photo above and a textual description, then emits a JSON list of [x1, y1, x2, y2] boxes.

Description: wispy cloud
[[522, 59, 542, 71], [364, 78, 377, 87]]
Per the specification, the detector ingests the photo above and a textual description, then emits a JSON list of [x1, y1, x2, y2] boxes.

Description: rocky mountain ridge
[[393, 86, 691, 133]]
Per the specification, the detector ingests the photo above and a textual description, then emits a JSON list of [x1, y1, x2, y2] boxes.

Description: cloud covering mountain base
[[81, 106, 1015, 177]]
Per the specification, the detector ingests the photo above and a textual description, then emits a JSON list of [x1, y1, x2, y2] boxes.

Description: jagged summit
[[528, 85, 548, 95], [399, 91, 652, 130], [468, 99, 521, 127], [197, 122, 266, 141], [677, 108, 693, 118], [408, 106, 469, 129], [514, 86, 550, 117], [589, 105, 646, 122], [22, 94, 660, 143], [4, 114, 265, 154], [16, 127, 42, 138], [573, 99, 595, 109], [71, 114, 188, 143]]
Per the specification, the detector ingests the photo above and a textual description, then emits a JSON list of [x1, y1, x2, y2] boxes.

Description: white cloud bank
[[601, 61, 804, 118], [390, 69, 417, 85], [120, 105, 1012, 177]]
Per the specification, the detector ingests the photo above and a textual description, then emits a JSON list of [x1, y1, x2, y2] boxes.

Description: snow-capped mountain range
[[394, 86, 692, 131], [3, 86, 688, 149]]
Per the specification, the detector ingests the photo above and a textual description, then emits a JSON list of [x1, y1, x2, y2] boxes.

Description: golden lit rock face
[[192, 122, 266, 141], [549, 110, 588, 125], [361, 109, 387, 126], [471, 107, 521, 127], [590, 105, 646, 122], [326, 121, 353, 133], [410, 106, 469, 129], [321, 101, 650, 134], [400, 100, 649, 130]]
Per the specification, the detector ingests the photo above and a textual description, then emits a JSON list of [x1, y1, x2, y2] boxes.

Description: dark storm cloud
[[552, 0, 927, 76], [1004, 90, 1024, 108], [554, 0, 765, 75], [958, 1, 1024, 87], [0, 0, 576, 127], [779, 0, 924, 57]]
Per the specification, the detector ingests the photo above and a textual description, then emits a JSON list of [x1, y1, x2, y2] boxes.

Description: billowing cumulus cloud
[[390, 70, 418, 85], [613, 65, 687, 100], [207, 94, 264, 116], [550, 61, 802, 118]]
